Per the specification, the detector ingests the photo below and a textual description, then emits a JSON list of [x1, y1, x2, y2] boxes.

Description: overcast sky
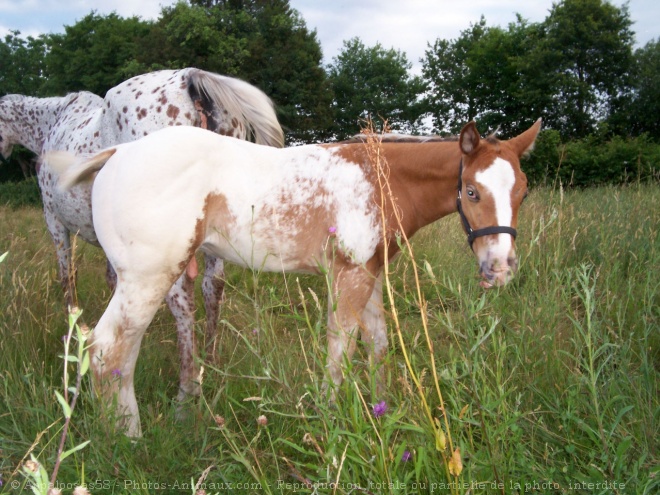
[[1, 0, 657, 74]]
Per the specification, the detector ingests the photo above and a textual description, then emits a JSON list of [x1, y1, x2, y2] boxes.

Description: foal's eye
[[466, 185, 479, 202]]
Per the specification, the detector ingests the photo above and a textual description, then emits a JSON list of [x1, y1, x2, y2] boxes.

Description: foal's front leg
[[325, 261, 377, 397], [359, 272, 388, 394]]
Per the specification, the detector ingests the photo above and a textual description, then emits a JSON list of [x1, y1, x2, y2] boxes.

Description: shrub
[[525, 130, 660, 188], [0, 177, 42, 208]]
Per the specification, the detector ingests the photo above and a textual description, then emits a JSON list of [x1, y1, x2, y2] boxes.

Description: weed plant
[[0, 178, 658, 493]]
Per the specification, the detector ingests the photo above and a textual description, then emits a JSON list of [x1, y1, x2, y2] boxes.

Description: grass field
[[0, 182, 658, 494]]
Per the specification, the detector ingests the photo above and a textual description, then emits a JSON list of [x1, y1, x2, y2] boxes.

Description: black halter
[[456, 159, 517, 250]]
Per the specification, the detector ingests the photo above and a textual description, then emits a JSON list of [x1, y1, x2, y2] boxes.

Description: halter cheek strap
[[456, 159, 517, 250]]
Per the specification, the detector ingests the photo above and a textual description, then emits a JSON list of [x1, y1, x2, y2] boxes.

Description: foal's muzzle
[[479, 252, 518, 288]]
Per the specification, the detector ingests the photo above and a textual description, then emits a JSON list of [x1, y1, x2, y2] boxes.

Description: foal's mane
[[341, 131, 500, 145]]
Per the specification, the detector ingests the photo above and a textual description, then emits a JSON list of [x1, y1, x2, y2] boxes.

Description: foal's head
[[457, 119, 541, 288]]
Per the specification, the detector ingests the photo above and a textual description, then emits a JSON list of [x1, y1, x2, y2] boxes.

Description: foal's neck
[[383, 142, 461, 237]]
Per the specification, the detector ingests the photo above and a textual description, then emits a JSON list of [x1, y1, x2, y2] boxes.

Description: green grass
[[0, 183, 658, 494]]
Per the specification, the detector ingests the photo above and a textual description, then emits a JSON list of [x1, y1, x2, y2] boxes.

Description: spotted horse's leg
[[202, 254, 225, 360], [165, 257, 203, 420], [42, 191, 77, 308]]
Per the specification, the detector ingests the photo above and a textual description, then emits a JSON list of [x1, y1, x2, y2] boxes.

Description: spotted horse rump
[[54, 119, 541, 437], [0, 68, 284, 410]]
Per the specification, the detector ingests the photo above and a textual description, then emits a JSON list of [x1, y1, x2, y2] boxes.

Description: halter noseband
[[456, 159, 517, 250]]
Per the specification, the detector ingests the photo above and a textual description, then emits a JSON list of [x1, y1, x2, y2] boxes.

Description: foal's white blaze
[[475, 157, 515, 259]]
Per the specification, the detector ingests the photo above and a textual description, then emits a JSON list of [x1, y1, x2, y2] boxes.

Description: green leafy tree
[[423, 18, 488, 134], [424, 17, 546, 137], [231, 0, 333, 143], [538, 0, 634, 138], [630, 40, 660, 139], [0, 31, 48, 96], [45, 12, 151, 95], [609, 39, 660, 139], [145, 0, 332, 143], [327, 37, 426, 140], [138, 1, 249, 75]]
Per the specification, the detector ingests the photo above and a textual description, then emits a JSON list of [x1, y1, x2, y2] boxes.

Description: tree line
[[1, 0, 658, 187]]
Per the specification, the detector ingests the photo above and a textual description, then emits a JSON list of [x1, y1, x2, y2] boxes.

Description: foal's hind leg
[[91, 273, 176, 437], [202, 254, 225, 359]]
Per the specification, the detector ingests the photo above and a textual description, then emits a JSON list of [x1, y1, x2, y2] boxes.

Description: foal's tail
[[47, 149, 117, 190], [187, 69, 285, 148]]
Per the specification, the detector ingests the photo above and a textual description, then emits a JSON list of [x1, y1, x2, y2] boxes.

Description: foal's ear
[[509, 118, 542, 157], [459, 121, 480, 155]]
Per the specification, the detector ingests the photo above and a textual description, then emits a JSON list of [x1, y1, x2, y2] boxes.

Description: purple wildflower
[[111, 368, 122, 378], [402, 450, 412, 462], [372, 400, 387, 418], [328, 226, 337, 234]]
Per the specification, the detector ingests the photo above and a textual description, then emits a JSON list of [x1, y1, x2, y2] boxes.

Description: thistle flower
[[402, 450, 412, 462], [372, 400, 387, 418], [111, 368, 122, 378], [256, 415, 268, 427], [328, 226, 337, 234]]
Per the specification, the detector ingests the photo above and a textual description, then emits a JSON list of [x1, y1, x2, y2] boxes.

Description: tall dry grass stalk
[[360, 120, 462, 487]]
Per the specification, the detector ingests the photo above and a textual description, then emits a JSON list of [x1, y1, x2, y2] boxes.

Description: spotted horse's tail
[[186, 68, 284, 148]]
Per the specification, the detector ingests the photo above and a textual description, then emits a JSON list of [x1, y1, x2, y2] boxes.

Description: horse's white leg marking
[[91, 272, 176, 437], [325, 260, 377, 397], [202, 254, 225, 358], [165, 272, 201, 404], [359, 272, 388, 393]]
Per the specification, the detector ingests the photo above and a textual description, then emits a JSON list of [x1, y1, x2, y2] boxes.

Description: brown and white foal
[[55, 119, 541, 436]]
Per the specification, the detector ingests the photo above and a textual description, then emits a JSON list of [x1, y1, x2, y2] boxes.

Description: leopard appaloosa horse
[[0, 68, 284, 407]]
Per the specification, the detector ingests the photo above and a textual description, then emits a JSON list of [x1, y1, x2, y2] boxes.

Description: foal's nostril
[[508, 256, 519, 273]]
